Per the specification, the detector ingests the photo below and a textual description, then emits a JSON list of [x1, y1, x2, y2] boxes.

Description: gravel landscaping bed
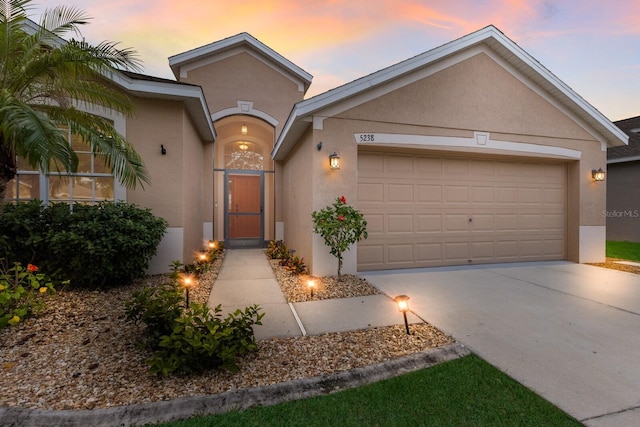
[[0, 251, 453, 411]]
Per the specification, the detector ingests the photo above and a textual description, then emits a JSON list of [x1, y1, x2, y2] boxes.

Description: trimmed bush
[[125, 279, 263, 376], [0, 201, 167, 288]]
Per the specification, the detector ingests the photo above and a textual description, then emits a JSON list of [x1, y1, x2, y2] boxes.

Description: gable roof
[[273, 25, 628, 160], [169, 32, 313, 93], [609, 116, 640, 163]]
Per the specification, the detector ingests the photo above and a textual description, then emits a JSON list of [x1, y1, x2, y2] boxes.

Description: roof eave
[[274, 25, 628, 160], [110, 72, 216, 142]]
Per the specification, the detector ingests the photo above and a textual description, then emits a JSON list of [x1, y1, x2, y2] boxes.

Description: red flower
[[337, 215, 345, 222], [27, 264, 38, 272], [339, 195, 346, 204]]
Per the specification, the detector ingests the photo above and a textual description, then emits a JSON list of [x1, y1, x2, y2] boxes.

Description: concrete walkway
[[208, 249, 422, 340], [363, 262, 640, 427]]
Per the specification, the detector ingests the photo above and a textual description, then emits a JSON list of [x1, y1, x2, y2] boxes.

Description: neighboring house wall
[[606, 161, 640, 242]]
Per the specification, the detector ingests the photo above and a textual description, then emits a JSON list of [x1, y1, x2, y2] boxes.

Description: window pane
[[95, 177, 114, 201], [5, 178, 17, 199], [94, 154, 109, 174], [16, 156, 36, 171], [18, 174, 40, 200], [73, 176, 94, 202], [49, 176, 70, 201], [224, 141, 265, 170], [70, 133, 90, 153], [76, 153, 92, 173]]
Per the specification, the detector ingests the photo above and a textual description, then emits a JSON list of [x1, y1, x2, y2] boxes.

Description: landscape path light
[[182, 274, 195, 308], [394, 295, 411, 335], [308, 279, 316, 298]]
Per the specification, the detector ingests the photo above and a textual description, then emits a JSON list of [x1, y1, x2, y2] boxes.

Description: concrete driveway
[[362, 261, 640, 427]]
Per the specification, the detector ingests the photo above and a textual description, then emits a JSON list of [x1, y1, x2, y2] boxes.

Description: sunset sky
[[31, 0, 640, 121]]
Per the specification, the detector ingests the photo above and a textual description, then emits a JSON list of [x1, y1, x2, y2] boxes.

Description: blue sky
[[32, 0, 640, 121]]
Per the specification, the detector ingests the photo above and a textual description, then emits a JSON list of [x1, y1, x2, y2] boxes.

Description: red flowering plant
[[0, 262, 58, 329], [311, 196, 368, 280]]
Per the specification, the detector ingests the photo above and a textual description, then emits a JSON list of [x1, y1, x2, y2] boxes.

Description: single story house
[[8, 25, 628, 275], [607, 116, 640, 242]]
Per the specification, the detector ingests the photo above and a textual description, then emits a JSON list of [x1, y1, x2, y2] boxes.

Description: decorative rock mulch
[[0, 250, 453, 411]]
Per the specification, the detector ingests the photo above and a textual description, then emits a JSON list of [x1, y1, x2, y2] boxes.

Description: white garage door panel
[[357, 152, 566, 271]]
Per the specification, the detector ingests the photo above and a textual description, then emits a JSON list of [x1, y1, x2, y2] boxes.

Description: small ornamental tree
[[311, 196, 368, 280]]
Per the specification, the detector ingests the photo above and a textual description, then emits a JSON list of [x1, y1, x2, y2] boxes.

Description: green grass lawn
[[156, 354, 581, 427], [607, 240, 640, 261]]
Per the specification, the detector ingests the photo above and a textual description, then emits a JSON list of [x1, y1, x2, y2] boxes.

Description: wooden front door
[[226, 172, 263, 247]]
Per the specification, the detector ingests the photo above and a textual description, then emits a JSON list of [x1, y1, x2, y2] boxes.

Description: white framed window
[[6, 127, 122, 205]]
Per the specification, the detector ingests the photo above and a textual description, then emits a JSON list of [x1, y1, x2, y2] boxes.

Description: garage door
[[357, 151, 566, 271]]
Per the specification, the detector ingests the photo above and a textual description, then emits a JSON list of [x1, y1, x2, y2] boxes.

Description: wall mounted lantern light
[[329, 152, 340, 170], [241, 123, 248, 135], [592, 168, 605, 181], [161, 144, 167, 155], [394, 295, 411, 335]]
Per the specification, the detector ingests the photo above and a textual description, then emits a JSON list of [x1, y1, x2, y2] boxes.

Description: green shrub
[[147, 303, 264, 376], [311, 196, 368, 280], [0, 201, 167, 288], [124, 280, 183, 346], [0, 262, 59, 329], [266, 240, 289, 259], [125, 278, 263, 376], [280, 254, 308, 274]]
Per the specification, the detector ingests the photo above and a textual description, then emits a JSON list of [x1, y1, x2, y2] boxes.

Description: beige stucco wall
[[178, 52, 305, 138], [126, 96, 211, 271], [126, 97, 185, 225], [182, 111, 208, 262], [286, 51, 608, 273], [281, 129, 315, 270]]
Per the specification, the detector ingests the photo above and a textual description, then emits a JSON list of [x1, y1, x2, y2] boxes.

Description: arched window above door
[[224, 140, 265, 170]]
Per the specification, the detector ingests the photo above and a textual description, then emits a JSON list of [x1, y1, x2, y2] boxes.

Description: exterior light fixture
[[329, 152, 340, 170], [181, 274, 195, 308], [161, 144, 167, 155], [394, 295, 411, 335], [208, 240, 217, 250], [308, 279, 316, 298], [592, 168, 605, 181], [198, 252, 208, 263], [239, 142, 249, 151], [241, 124, 248, 135]]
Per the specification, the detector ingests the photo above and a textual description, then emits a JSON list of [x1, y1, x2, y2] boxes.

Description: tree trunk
[[0, 133, 18, 215]]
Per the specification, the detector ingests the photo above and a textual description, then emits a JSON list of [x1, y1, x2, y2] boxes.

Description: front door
[[225, 171, 263, 247]]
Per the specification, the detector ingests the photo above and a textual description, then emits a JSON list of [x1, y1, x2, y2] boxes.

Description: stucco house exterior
[[8, 25, 628, 275], [607, 116, 640, 242]]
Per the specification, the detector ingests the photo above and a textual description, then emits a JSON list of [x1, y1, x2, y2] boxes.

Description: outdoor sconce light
[[308, 279, 316, 298], [394, 295, 411, 335], [181, 274, 195, 308], [329, 152, 340, 170], [592, 168, 605, 181], [241, 123, 248, 135], [161, 144, 167, 155]]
